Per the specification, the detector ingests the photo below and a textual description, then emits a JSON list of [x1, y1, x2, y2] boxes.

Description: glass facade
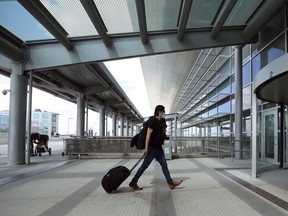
[[179, 8, 288, 172]]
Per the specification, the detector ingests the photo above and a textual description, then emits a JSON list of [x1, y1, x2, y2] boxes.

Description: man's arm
[[144, 127, 153, 155]]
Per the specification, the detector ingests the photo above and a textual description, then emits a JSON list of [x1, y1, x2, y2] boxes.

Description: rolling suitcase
[[101, 154, 144, 193]]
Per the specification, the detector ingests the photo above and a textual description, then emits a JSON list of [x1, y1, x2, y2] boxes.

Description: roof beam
[[86, 64, 130, 104], [25, 28, 252, 71], [104, 99, 124, 106], [0, 25, 25, 47], [210, 0, 237, 38], [17, 0, 73, 50], [135, 0, 148, 43], [79, 0, 111, 46], [110, 88, 123, 102], [242, 0, 286, 41], [83, 85, 109, 95], [41, 70, 82, 92], [88, 95, 104, 106], [85, 65, 110, 88], [0, 37, 27, 63], [0, 68, 11, 77], [0, 26, 27, 63], [33, 73, 62, 88], [177, 0, 193, 41]]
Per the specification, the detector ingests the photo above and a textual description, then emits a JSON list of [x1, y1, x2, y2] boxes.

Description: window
[[243, 85, 251, 110], [43, 114, 49, 119], [243, 62, 251, 86], [252, 34, 285, 79], [218, 101, 230, 114], [33, 113, 40, 119], [242, 45, 250, 64], [209, 107, 217, 117], [252, 9, 285, 56], [251, 53, 261, 79]]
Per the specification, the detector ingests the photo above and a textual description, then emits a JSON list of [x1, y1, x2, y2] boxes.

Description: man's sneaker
[[129, 182, 143, 190], [168, 180, 183, 190]]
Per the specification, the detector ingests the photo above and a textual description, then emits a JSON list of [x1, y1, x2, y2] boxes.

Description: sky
[[105, 58, 153, 117], [0, 58, 152, 134]]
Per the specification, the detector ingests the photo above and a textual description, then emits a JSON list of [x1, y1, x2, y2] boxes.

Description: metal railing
[[0, 133, 8, 145], [170, 137, 251, 160], [62, 136, 140, 158], [63, 136, 251, 160]]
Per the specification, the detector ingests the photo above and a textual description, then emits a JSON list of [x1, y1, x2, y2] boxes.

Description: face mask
[[162, 113, 166, 118]]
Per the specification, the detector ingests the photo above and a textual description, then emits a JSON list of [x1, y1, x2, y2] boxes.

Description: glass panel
[[145, 0, 181, 31], [242, 62, 250, 86], [41, 0, 139, 37], [252, 34, 285, 79], [220, 86, 230, 95], [187, 0, 222, 28], [231, 99, 235, 113], [242, 45, 250, 64], [243, 113, 251, 138], [251, 54, 260, 79], [209, 106, 217, 116], [231, 54, 235, 74], [224, 0, 262, 26], [41, 0, 97, 37], [94, 0, 138, 34], [209, 122, 218, 136], [265, 114, 274, 159], [243, 85, 251, 110], [218, 101, 230, 114], [231, 76, 235, 93], [252, 10, 285, 56], [0, 1, 53, 41]]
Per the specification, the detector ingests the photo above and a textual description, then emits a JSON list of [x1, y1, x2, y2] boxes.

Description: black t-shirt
[[147, 117, 166, 149]]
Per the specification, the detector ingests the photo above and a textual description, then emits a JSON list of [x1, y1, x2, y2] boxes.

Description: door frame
[[261, 109, 278, 164]]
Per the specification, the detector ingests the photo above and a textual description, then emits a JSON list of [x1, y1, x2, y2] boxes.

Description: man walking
[[129, 105, 183, 190]]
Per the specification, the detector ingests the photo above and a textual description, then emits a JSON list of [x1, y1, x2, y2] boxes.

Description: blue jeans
[[131, 147, 173, 184]]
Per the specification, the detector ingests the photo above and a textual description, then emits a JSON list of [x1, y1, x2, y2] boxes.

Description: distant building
[[32, 109, 59, 136], [0, 110, 9, 131], [0, 109, 59, 136]]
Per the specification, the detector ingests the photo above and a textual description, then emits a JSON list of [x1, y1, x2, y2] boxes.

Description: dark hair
[[154, 105, 165, 116]]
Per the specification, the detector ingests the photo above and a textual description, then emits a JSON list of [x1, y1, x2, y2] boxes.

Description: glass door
[[262, 109, 278, 164]]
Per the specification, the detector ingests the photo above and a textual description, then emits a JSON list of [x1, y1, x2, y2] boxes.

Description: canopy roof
[[0, 0, 285, 122]]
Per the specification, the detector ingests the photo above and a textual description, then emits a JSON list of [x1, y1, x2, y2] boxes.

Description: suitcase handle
[[129, 154, 145, 172]]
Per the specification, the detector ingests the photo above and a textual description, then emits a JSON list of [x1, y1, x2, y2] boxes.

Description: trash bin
[[164, 140, 172, 160]]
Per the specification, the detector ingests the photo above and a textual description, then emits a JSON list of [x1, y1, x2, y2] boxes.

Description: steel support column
[[174, 115, 178, 138], [131, 123, 134, 136], [279, 103, 285, 168], [252, 87, 257, 178], [234, 46, 243, 159], [112, 113, 117, 136], [26, 70, 33, 164], [85, 97, 88, 137], [121, 116, 125, 137], [8, 64, 28, 165], [99, 107, 106, 136], [126, 119, 130, 136], [76, 95, 85, 136]]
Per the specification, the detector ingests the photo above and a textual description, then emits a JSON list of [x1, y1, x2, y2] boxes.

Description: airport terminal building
[[0, 0, 287, 179]]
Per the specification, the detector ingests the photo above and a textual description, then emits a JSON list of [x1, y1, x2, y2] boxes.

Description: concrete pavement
[[0, 148, 288, 215]]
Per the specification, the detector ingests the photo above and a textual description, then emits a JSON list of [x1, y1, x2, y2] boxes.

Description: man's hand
[[144, 148, 148, 155]]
